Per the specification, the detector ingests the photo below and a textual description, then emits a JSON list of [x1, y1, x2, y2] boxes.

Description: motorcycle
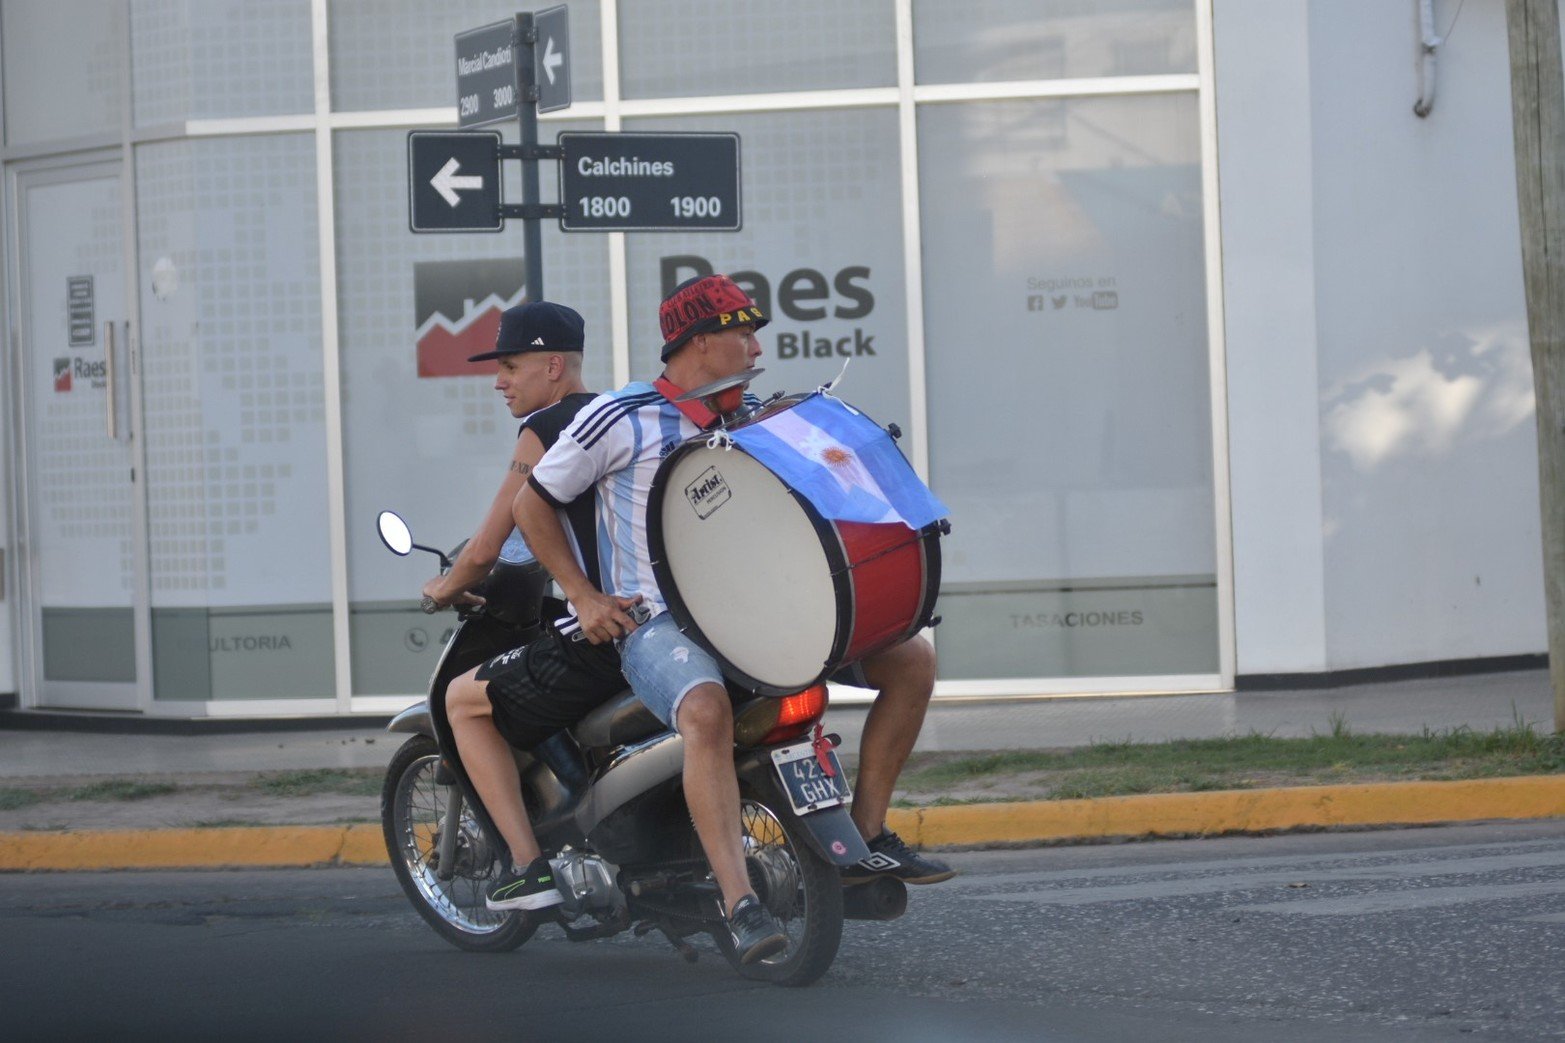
[[374, 510, 908, 987]]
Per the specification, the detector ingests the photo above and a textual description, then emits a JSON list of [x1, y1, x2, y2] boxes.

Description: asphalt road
[[5, 822, 1565, 1041]]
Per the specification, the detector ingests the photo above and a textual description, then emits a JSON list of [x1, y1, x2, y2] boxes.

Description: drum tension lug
[[885, 422, 902, 441]]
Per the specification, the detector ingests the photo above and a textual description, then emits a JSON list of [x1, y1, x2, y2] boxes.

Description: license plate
[[770, 741, 851, 815]]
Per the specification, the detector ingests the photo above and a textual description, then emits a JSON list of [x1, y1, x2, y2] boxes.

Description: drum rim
[[648, 434, 855, 697]]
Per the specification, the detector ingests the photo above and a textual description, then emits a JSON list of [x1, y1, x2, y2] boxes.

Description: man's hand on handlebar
[[420, 576, 486, 613], [572, 591, 646, 644]]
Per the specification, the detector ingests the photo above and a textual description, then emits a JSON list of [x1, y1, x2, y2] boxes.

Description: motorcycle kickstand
[[634, 919, 699, 964]]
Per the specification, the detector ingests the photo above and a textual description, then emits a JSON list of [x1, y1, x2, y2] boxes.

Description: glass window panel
[[136, 134, 335, 700], [623, 108, 909, 429], [913, 0, 1196, 84], [334, 123, 612, 696], [329, 0, 602, 112], [618, 0, 894, 99], [919, 95, 1217, 679], [2, 0, 125, 146], [131, 0, 314, 125]]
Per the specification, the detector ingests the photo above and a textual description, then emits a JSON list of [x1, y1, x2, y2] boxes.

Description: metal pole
[[514, 11, 544, 303]]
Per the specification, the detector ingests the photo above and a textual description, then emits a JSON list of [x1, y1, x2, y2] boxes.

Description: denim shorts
[[619, 611, 724, 731]]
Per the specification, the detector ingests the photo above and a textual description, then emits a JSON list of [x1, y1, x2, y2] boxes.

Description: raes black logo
[[662, 255, 879, 361], [54, 356, 107, 393], [684, 465, 731, 520]]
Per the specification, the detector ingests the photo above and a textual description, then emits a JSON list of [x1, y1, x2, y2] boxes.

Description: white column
[[1213, 0, 1329, 674]]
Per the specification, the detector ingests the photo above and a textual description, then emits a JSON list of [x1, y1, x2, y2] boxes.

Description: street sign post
[[558, 132, 742, 232], [416, 11, 740, 298], [407, 131, 502, 233], [454, 20, 519, 128], [533, 5, 571, 114]]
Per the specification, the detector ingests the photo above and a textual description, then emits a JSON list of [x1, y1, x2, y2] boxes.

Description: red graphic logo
[[413, 259, 527, 378], [54, 357, 72, 393]]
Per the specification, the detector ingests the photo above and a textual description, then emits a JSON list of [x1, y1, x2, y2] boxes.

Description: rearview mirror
[[377, 511, 414, 556]]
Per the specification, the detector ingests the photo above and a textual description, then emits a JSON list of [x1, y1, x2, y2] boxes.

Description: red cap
[[658, 274, 768, 360]]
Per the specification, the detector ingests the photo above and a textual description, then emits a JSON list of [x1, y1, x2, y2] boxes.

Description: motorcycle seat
[[570, 688, 665, 749]]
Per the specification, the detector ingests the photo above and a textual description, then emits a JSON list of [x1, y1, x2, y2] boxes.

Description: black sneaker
[[840, 829, 956, 885], [725, 894, 787, 964], [486, 855, 564, 911]]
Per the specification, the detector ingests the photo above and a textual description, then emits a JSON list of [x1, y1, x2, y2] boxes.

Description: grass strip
[[0, 788, 44, 811], [894, 721, 1565, 804], [251, 768, 381, 798], [67, 780, 179, 802]]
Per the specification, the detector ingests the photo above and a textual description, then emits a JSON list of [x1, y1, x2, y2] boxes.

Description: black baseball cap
[[466, 301, 586, 362]]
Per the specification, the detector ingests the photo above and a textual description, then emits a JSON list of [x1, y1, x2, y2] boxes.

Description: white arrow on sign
[[542, 37, 563, 84], [431, 157, 484, 207]]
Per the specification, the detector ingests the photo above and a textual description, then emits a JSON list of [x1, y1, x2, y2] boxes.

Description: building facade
[[0, 0, 1545, 718]]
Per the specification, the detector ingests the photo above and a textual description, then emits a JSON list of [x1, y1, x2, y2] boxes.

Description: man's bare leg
[[446, 668, 543, 866], [849, 635, 937, 841], [675, 682, 753, 915]]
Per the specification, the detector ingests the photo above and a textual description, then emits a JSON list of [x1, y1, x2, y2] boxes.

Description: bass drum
[[647, 395, 942, 696]]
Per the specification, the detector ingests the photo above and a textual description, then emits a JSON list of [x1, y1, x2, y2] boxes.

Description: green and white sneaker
[[486, 855, 564, 911]]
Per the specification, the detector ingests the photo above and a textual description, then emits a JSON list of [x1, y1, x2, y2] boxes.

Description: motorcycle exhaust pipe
[[842, 875, 908, 922]]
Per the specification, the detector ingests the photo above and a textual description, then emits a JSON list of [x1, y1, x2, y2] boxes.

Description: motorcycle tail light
[[758, 684, 829, 746]]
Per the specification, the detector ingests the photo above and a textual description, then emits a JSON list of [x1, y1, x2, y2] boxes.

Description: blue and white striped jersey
[[529, 382, 696, 617]]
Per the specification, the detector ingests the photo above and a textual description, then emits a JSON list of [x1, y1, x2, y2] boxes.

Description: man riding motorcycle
[[423, 300, 628, 914]]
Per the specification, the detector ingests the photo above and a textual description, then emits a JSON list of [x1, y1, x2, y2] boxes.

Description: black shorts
[[474, 627, 628, 749]]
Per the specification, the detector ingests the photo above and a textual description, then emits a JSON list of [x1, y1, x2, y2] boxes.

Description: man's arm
[[514, 482, 640, 644], [422, 428, 547, 608]]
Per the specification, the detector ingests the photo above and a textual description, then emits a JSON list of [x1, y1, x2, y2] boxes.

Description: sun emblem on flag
[[821, 446, 853, 467]]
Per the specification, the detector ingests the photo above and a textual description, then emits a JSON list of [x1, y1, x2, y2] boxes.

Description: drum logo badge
[[684, 465, 732, 519]]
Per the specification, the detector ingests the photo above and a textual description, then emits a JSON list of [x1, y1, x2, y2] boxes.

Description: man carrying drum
[[515, 274, 953, 965]]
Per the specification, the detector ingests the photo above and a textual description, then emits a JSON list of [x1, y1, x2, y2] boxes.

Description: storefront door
[[11, 160, 147, 711]]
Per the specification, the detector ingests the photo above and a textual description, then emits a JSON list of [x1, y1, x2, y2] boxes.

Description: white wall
[[1218, 0, 1545, 675], [1308, 0, 1542, 669]]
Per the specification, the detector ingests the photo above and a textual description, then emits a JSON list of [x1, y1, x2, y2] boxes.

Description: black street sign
[[454, 19, 518, 128], [408, 131, 503, 233], [534, 5, 571, 114], [557, 132, 742, 232]]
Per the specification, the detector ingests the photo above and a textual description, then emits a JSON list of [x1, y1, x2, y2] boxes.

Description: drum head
[[654, 445, 840, 692]]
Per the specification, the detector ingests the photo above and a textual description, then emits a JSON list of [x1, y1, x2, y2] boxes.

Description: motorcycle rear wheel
[[381, 734, 538, 952], [714, 789, 843, 986]]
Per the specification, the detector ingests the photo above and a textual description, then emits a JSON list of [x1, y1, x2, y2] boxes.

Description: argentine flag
[[729, 393, 949, 529]]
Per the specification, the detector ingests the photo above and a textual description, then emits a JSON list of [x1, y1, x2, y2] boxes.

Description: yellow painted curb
[[4, 776, 1565, 871], [886, 775, 1565, 847], [0, 824, 385, 872]]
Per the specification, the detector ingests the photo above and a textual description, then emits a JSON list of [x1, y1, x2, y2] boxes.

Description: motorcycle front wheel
[[714, 788, 843, 986], [381, 734, 538, 952]]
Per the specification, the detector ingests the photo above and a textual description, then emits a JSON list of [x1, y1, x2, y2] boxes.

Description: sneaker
[[840, 829, 956, 885], [486, 855, 564, 911], [725, 894, 787, 964]]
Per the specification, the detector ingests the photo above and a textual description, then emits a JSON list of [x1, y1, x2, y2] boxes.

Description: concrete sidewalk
[[1, 666, 1553, 777], [0, 667, 1559, 870]]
